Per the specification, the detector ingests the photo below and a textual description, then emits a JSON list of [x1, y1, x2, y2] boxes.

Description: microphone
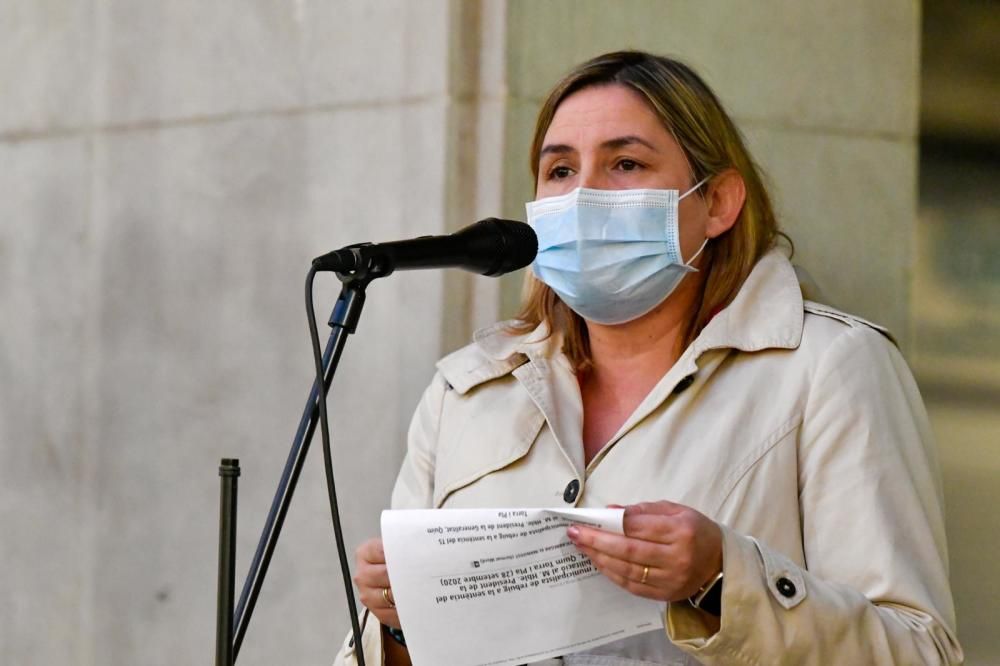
[[312, 218, 537, 277]]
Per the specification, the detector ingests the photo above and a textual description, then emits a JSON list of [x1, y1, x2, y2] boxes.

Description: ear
[[704, 168, 746, 239]]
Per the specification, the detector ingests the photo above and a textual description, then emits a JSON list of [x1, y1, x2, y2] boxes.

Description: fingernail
[[567, 526, 579, 540]]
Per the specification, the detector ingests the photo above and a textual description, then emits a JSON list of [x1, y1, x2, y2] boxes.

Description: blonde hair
[[511, 50, 788, 370]]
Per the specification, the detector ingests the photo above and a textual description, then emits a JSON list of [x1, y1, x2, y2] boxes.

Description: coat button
[[776, 577, 797, 598], [563, 479, 580, 503], [672, 374, 695, 394]]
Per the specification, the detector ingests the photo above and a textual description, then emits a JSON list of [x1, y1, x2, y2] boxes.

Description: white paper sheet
[[380, 508, 663, 666]]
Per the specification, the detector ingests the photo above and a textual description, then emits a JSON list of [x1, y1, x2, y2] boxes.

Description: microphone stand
[[217, 257, 387, 665]]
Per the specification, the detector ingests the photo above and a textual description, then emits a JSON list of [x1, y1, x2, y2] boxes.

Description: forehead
[[543, 84, 671, 146]]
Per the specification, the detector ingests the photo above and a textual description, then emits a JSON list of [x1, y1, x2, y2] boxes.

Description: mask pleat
[[526, 186, 702, 325]]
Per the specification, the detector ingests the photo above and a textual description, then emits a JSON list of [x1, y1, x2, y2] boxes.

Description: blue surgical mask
[[526, 179, 709, 325]]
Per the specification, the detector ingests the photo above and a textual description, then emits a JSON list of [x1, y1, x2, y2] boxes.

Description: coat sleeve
[[331, 372, 449, 666], [665, 325, 963, 664]]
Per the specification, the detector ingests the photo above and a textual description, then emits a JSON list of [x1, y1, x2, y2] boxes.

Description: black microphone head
[[462, 218, 538, 277], [314, 218, 537, 277]]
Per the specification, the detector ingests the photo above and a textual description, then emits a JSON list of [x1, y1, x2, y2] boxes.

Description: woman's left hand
[[567, 500, 723, 602]]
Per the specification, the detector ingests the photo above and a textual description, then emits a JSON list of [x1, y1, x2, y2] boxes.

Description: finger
[[575, 542, 659, 586], [625, 500, 686, 519], [575, 544, 665, 601], [624, 504, 705, 545], [623, 512, 697, 544], [357, 582, 399, 613], [568, 525, 662, 566], [358, 583, 397, 611], [357, 538, 386, 564], [353, 562, 391, 589], [623, 512, 670, 542], [600, 566, 666, 601]]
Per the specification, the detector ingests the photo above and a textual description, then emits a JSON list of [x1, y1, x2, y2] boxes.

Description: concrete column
[[1, 1, 479, 664]]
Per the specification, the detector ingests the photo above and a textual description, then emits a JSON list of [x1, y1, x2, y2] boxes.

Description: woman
[[337, 51, 962, 665]]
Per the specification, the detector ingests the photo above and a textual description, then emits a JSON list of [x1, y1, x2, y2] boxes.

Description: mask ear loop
[[679, 175, 712, 201], [678, 175, 713, 269], [684, 237, 710, 270]]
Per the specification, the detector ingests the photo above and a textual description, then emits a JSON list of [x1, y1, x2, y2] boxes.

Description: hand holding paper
[[566, 500, 724, 603]]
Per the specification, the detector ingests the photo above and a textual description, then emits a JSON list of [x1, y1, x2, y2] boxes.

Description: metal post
[[217, 459, 240, 666]]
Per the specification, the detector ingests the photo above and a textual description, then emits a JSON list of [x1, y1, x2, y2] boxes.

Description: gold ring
[[640, 566, 650, 584], [382, 587, 395, 608]]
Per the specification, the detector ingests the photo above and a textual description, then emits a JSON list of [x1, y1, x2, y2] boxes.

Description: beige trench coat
[[335, 250, 962, 665]]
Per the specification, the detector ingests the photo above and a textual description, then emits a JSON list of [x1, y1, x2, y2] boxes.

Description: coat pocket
[[714, 413, 803, 515], [432, 378, 546, 508]]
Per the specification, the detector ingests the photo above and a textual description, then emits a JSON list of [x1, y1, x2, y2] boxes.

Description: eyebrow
[[539, 135, 659, 158]]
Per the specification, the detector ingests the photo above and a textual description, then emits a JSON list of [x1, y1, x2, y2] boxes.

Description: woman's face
[[535, 83, 709, 261]]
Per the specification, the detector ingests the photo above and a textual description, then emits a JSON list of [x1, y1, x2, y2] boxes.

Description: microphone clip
[[313, 243, 395, 285]]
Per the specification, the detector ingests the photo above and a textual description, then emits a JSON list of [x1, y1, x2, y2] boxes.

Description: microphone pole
[[217, 219, 535, 664], [226, 261, 384, 664]]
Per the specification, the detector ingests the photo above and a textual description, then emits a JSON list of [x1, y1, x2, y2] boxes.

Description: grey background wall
[[1, 1, 994, 664]]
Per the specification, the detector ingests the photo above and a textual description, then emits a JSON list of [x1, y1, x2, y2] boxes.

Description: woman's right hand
[[353, 537, 400, 629]]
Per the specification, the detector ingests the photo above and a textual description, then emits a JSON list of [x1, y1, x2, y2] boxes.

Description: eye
[[547, 165, 574, 180], [615, 158, 642, 172]]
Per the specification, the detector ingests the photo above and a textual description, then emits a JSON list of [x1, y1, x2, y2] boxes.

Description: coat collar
[[472, 318, 562, 361], [690, 249, 803, 357], [435, 321, 555, 394], [438, 249, 803, 393]]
